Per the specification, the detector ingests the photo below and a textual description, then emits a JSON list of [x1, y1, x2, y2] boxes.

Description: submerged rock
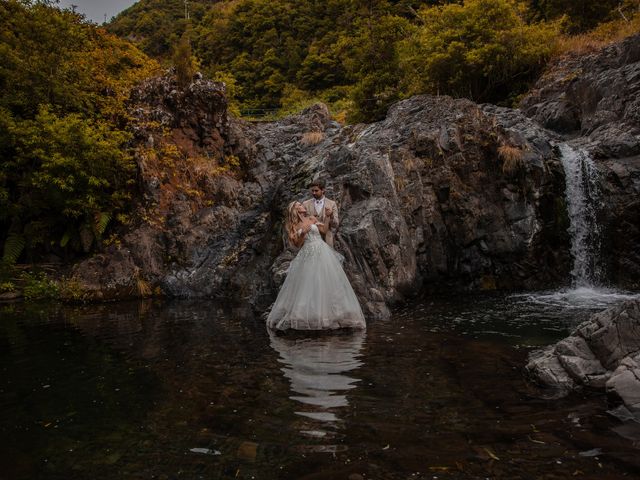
[[526, 300, 640, 420]]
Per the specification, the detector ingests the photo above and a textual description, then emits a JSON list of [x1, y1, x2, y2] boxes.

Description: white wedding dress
[[267, 224, 366, 330]]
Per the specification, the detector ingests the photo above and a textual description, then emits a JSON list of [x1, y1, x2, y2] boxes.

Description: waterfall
[[514, 145, 637, 307], [558, 143, 603, 287]]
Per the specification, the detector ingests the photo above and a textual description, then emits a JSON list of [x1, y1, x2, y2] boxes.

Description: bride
[[266, 201, 366, 331]]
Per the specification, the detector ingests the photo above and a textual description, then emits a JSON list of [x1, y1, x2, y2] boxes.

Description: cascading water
[[513, 143, 637, 309], [557, 143, 603, 287]]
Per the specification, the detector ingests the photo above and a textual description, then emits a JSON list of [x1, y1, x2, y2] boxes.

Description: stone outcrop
[[71, 34, 640, 316], [526, 300, 640, 421], [72, 72, 570, 316]]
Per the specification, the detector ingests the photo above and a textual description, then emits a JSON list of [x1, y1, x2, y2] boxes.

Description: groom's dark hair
[[308, 179, 325, 190]]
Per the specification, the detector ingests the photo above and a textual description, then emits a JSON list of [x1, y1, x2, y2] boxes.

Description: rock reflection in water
[[268, 330, 365, 450]]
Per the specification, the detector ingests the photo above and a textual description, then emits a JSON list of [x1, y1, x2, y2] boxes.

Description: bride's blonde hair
[[285, 201, 304, 247]]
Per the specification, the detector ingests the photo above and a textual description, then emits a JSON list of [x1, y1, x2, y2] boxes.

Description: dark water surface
[[1, 293, 639, 479]]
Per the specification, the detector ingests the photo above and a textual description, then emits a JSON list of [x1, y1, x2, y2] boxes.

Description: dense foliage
[[527, 0, 624, 33], [0, 0, 159, 263], [399, 0, 558, 104], [109, 0, 639, 121], [106, 0, 213, 57]]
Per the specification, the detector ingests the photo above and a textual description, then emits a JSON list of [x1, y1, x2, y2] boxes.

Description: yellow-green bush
[[399, 0, 560, 105], [0, 1, 158, 263]]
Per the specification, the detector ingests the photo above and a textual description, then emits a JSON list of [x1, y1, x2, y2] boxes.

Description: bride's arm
[[311, 217, 328, 235], [289, 224, 306, 248]]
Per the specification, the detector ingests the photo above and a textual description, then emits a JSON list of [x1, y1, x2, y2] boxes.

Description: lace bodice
[[306, 223, 322, 242], [294, 223, 323, 261]]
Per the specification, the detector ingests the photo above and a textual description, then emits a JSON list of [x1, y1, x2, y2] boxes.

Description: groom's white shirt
[[314, 197, 325, 215]]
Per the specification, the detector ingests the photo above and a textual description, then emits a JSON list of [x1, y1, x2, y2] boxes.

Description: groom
[[303, 180, 339, 248]]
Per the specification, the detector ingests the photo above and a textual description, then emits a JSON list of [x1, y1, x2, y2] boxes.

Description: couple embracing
[[266, 180, 366, 331]]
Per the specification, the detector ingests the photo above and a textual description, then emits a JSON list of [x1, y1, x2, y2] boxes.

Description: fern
[[2, 233, 25, 264], [94, 212, 111, 238]]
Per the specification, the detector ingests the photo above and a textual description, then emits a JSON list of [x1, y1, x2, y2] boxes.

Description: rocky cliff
[[72, 75, 571, 318], [72, 34, 640, 316], [521, 35, 640, 415]]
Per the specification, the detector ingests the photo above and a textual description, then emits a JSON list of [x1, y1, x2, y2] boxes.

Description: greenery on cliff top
[[108, 0, 639, 121]]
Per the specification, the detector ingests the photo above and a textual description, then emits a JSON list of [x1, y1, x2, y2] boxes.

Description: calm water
[[1, 292, 639, 479]]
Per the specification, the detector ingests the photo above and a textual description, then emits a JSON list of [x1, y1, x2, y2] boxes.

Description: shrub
[[399, 0, 560, 104], [498, 144, 525, 175], [21, 271, 59, 300], [300, 132, 325, 147], [2, 107, 135, 258]]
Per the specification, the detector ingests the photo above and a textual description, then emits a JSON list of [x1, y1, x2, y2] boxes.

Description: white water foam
[[512, 287, 639, 310], [513, 144, 638, 308]]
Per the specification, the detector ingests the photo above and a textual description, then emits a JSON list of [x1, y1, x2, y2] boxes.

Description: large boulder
[[72, 72, 570, 315], [526, 300, 640, 420]]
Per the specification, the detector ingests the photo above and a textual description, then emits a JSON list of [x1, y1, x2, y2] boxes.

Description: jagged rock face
[[521, 34, 640, 288], [73, 70, 571, 315], [163, 95, 572, 319], [526, 300, 640, 421], [521, 34, 640, 157], [73, 37, 640, 315]]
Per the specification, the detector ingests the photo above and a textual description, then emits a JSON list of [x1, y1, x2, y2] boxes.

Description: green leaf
[[60, 230, 72, 248], [2, 233, 26, 264], [94, 212, 111, 238]]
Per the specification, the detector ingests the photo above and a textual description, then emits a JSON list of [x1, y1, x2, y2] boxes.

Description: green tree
[[399, 0, 559, 104], [173, 29, 196, 87], [0, 1, 158, 262], [1, 107, 135, 258], [527, 0, 621, 33], [339, 12, 414, 122]]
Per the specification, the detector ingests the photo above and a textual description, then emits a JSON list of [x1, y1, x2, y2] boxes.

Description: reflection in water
[[3, 298, 640, 478], [268, 330, 365, 450]]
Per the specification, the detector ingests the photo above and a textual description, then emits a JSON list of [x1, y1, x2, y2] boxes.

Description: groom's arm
[[330, 201, 339, 232]]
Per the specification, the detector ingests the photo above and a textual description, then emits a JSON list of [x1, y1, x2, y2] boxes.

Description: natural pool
[[1, 292, 639, 479]]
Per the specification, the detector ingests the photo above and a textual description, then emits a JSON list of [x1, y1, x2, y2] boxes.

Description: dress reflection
[[268, 330, 366, 450]]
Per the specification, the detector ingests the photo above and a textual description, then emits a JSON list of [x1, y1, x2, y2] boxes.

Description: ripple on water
[[513, 287, 640, 310]]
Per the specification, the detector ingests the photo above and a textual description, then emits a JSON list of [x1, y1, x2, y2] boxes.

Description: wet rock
[[526, 300, 640, 419], [607, 353, 640, 417]]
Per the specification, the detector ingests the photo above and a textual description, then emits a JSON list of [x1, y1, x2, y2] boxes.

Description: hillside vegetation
[[0, 0, 159, 265], [1, 0, 639, 270], [109, 0, 640, 121]]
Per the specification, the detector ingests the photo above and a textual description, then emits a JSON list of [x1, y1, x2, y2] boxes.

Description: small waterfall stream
[[515, 143, 637, 308], [557, 143, 603, 287]]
